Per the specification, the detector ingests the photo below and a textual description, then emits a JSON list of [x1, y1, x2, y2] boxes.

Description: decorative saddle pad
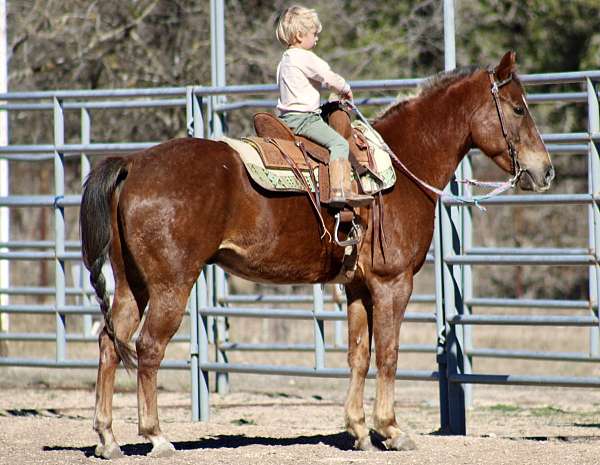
[[352, 121, 397, 193], [220, 122, 396, 195]]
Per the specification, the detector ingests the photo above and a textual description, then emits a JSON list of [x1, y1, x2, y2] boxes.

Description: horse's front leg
[[343, 283, 376, 451], [368, 272, 417, 451]]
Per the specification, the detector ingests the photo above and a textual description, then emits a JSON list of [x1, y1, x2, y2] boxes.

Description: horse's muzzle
[[519, 163, 555, 192]]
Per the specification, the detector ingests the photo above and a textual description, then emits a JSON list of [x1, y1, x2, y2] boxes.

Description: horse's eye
[[513, 105, 525, 116]]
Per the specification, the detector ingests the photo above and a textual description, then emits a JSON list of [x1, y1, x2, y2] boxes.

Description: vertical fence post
[[189, 281, 200, 420], [441, 192, 467, 435], [460, 170, 473, 409], [193, 270, 210, 421], [587, 78, 600, 356], [436, 187, 467, 435], [209, 0, 226, 140], [443, 0, 456, 71], [434, 207, 450, 431], [313, 284, 325, 370], [0, 0, 9, 342], [437, 0, 466, 435], [215, 267, 229, 395], [80, 107, 93, 336], [53, 96, 66, 361], [209, 0, 228, 395], [444, 0, 473, 410], [187, 85, 212, 415]]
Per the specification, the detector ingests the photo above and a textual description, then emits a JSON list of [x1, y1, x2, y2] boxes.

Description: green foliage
[[457, 0, 600, 73], [530, 406, 567, 417]]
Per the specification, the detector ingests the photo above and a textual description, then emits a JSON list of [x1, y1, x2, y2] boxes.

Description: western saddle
[[251, 104, 379, 203], [248, 103, 383, 248]]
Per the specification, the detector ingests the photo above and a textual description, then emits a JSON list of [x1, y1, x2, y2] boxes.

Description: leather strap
[[297, 141, 320, 207], [268, 138, 331, 241], [488, 70, 519, 175]]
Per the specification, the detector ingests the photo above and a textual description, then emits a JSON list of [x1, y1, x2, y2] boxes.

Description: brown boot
[[329, 159, 373, 208]]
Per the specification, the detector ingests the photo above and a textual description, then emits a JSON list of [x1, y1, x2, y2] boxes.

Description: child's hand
[[341, 89, 353, 102]]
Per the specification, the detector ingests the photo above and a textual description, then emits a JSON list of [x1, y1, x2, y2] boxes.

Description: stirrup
[[334, 213, 361, 247]]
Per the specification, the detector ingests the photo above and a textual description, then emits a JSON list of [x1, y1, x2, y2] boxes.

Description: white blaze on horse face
[[516, 93, 553, 191]]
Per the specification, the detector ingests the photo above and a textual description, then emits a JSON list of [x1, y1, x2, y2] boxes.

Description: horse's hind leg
[[135, 287, 190, 457], [93, 283, 145, 459], [344, 284, 376, 451]]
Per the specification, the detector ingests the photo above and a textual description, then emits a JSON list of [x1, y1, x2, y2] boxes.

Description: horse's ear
[[495, 50, 517, 80]]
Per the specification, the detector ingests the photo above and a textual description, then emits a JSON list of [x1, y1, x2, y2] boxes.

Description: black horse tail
[[80, 156, 137, 370]]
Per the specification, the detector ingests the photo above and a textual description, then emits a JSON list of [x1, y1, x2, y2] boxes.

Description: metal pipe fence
[[0, 69, 599, 432]]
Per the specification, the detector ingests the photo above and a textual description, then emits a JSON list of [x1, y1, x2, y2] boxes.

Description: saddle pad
[[220, 122, 396, 195], [220, 136, 319, 192], [352, 120, 396, 193]]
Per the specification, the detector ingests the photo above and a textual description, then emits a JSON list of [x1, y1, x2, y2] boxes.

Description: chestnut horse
[[80, 52, 553, 458]]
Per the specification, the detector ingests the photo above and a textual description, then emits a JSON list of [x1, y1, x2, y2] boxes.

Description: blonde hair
[[275, 5, 322, 47]]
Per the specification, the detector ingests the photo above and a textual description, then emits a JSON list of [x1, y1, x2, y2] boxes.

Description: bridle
[[487, 67, 524, 179]]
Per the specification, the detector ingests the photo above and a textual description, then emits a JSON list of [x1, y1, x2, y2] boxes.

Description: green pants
[[279, 112, 349, 160]]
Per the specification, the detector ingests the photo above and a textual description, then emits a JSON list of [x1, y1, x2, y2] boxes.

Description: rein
[[346, 71, 524, 211]]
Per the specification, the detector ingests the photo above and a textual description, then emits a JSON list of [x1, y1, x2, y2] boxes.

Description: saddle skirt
[[219, 120, 396, 198]]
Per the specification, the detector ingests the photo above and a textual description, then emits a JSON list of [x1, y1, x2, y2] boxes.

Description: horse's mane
[[374, 65, 481, 123]]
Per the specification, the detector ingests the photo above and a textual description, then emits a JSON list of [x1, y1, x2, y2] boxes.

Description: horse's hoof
[[95, 443, 124, 459], [149, 441, 176, 458], [384, 434, 417, 451], [354, 436, 378, 452]]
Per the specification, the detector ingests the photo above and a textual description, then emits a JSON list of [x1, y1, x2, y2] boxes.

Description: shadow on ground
[[43, 432, 357, 457]]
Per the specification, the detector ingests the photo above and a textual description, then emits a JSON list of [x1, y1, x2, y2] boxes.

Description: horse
[[80, 51, 554, 458]]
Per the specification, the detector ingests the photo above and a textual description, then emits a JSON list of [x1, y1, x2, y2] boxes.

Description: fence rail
[[0, 69, 599, 433]]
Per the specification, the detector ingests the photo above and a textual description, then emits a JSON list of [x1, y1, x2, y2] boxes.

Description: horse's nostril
[[545, 166, 555, 184]]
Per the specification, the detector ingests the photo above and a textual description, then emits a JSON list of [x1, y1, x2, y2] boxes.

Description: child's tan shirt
[[276, 48, 350, 115]]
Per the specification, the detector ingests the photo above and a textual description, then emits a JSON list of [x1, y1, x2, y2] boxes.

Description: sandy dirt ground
[[2, 373, 600, 465]]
